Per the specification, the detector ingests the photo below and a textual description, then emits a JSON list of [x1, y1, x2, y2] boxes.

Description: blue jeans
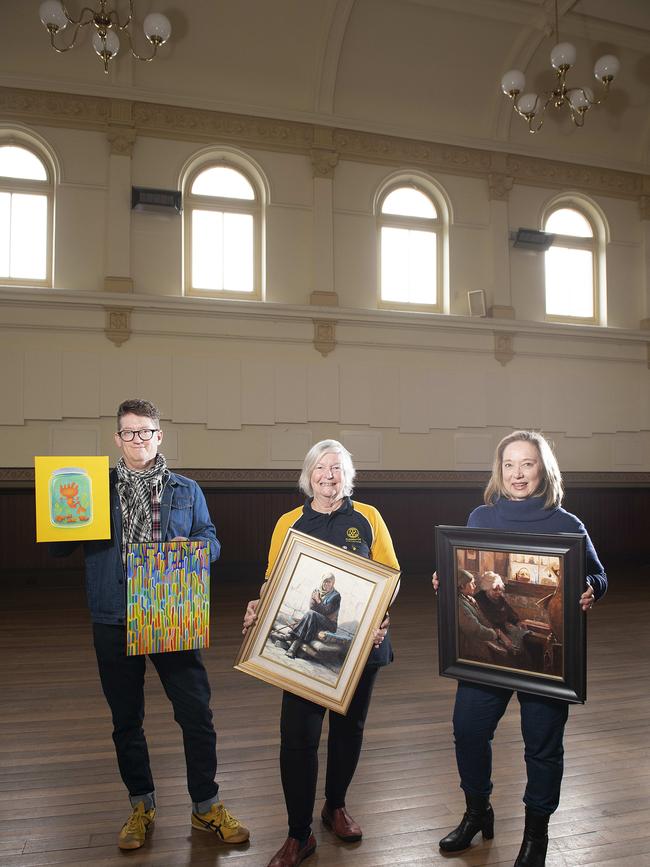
[[93, 623, 219, 809], [453, 681, 569, 815]]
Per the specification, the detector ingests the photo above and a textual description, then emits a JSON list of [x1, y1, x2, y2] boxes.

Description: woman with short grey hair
[[243, 438, 399, 867]]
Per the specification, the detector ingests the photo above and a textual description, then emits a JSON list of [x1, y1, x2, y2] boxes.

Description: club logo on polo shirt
[[346, 527, 361, 541]]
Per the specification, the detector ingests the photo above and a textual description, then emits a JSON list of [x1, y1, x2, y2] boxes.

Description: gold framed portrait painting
[[234, 529, 400, 714]]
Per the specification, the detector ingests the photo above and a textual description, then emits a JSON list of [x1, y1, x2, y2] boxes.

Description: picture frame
[[234, 528, 401, 714], [126, 540, 211, 656], [467, 289, 487, 317], [34, 455, 110, 542], [436, 525, 587, 703]]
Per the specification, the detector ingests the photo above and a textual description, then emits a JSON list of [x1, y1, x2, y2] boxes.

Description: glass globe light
[[39, 0, 68, 31], [143, 13, 171, 45], [594, 54, 620, 82], [517, 93, 539, 116], [568, 87, 594, 110], [92, 29, 120, 59], [501, 69, 526, 96], [550, 42, 576, 70]]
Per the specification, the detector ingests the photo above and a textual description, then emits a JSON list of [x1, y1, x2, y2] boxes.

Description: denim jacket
[[50, 469, 220, 625]]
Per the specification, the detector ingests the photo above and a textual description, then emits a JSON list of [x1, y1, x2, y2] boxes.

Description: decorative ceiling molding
[[2, 466, 649, 489], [0, 85, 646, 201]]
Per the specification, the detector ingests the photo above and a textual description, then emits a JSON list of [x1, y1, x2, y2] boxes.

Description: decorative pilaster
[[494, 331, 514, 366], [487, 172, 514, 201], [105, 307, 132, 346], [310, 126, 339, 179], [310, 128, 337, 300], [640, 196, 650, 221], [313, 319, 336, 356]]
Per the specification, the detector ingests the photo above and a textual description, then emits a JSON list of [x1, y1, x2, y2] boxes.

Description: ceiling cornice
[[0, 86, 646, 202]]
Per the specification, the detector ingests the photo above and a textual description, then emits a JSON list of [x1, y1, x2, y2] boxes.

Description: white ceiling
[[1, 0, 648, 172]]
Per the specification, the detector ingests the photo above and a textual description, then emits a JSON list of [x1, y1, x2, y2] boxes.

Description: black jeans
[[453, 680, 569, 815], [280, 665, 378, 840], [92, 623, 219, 806]]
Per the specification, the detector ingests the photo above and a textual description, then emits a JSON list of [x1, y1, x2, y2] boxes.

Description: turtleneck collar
[[493, 495, 559, 523]]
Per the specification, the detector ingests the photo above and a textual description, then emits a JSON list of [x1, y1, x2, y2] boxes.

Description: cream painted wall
[[1, 293, 649, 471], [1, 109, 649, 473]]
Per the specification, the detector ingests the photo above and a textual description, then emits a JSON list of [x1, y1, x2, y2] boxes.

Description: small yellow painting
[[35, 456, 111, 542]]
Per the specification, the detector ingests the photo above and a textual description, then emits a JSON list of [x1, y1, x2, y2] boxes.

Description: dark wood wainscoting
[[1, 479, 647, 582]]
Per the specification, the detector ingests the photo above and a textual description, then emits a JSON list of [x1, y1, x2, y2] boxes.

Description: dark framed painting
[[234, 529, 400, 713], [436, 525, 587, 703]]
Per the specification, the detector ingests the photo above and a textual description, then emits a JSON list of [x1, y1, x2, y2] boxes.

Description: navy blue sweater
[[468, 496, 607, 601]]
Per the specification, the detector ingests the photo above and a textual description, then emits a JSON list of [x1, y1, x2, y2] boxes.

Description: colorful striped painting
[[126, 541, 210, 656]]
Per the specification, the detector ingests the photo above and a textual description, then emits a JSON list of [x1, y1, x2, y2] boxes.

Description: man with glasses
[[51, 398, 249, 850]]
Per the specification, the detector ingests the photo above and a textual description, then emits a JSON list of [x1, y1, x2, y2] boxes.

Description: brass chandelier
[[500, 0, 620, 133], [39, 1, 171, 74]]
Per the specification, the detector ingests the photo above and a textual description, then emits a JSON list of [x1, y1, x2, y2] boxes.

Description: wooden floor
[[1, 567, 649, 867]]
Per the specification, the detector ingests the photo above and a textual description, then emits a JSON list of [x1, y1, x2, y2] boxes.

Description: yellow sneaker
[[118, 801, 155, 850], [191, 801, 250, 843]]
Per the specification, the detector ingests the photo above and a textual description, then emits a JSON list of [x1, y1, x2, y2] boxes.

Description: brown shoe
[[267, 835, 316, 867], [321, 803, 362, 842]]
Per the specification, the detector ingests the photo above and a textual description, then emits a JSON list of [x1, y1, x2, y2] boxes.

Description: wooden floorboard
[[1, 566, 648, 866]]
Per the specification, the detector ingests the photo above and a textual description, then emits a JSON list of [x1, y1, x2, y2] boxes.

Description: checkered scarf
[[115, 454, 169, 556]]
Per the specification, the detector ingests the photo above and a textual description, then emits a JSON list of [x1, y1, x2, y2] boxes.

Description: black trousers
[[280, 665, 378, 840], [453, 680, 569, 814], [92, 623, 219, 806]]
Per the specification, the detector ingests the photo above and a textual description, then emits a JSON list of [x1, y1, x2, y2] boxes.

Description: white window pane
[[407, 230, 437, 303], [382, 187, 436, 218], [11, 194, 47, 279], [381, 226, 436, 304], [191, 166, 255, 200], [192, 210, 223, 290], [0, 146, 47, 181], [381, 227, 409, 301], [0, 193, 9, 277], [223, 213, 254, 292], [545, 247, 594, 317], [545, 208, 592, 238]]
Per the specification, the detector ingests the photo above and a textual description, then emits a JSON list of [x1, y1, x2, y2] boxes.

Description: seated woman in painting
[[475, 571, 532, 659], [285, 573, 341, 659], [475, 571, 520, 628], [457, 570, 513, 663]]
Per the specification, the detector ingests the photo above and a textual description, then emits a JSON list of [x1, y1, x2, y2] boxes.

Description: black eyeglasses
[[117, 429, 159, 442]]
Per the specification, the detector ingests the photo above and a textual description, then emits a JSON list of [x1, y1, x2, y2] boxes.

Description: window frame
[[183, 160, 262, 300], [542, 200, 604, 326], [0, 140, 54, 288], [376, 180, 444, 313]]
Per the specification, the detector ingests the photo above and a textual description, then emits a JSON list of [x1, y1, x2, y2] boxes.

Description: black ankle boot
[[438, 792, 494, 852], [513, 808, 549, 866]]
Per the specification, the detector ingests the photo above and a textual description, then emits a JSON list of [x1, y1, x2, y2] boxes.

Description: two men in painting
[[51, 399, 248, 851]]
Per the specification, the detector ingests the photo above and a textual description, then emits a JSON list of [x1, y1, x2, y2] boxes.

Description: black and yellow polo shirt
[[265, 497, 400, 666]]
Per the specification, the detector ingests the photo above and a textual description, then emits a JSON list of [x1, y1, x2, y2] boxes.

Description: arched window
[[0, 143, 53, 285], [377, 182, 444, 310], [543, 204, 601, 323], [184, 161, 262, 299]]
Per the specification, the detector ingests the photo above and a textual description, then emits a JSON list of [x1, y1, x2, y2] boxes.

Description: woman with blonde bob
[[435, 430, 606, 867], [243, 439, 399, 867]]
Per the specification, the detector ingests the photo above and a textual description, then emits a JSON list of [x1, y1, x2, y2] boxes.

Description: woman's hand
[[580, 585, 595, 612], [242, 599, 259, 635], [372, 613, 390, 647], [432, 571, 439, 593]]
